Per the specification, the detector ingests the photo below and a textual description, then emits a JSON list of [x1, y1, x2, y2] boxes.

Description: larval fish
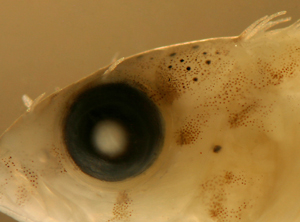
[[1, 11, 300, 222]]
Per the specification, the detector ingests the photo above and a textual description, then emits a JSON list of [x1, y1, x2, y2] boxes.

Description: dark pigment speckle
[[213, 145, 222, 153]]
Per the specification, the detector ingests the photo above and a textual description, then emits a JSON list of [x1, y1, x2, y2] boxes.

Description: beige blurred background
[[0, 1, 298, 221]]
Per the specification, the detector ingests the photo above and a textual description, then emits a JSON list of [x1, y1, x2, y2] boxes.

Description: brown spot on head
[[116, 191, 130, 204], [224, 171, 234, 184], [228, 105, 255, 128], [108, 191, 133, 222], [160, 80, 181, 104], [200, 171, 249, 221], [209, 209, 218, 218], [205, 60, 211, 65], [209, 202, 224, 219], [176, 130, 191, 145], [176, 120, 202, 145], [213, 145, 222, 153], [154, 71, 182, 104]]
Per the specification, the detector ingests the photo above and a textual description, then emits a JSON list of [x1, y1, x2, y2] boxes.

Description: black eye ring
[[63, 82, 165, 182]]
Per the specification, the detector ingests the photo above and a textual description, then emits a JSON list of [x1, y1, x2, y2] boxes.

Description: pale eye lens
[[63, 83, 164, 181], [92, 119, 128, 158]]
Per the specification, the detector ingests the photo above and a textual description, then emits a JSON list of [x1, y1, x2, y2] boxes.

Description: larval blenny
[[1, 11, 300, 222]]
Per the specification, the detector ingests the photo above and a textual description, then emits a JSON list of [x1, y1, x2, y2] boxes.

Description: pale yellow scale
[[1, 11, 300, 222]]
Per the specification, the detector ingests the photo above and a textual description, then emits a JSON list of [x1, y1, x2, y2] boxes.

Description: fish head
[[1, 11, 300, 222]]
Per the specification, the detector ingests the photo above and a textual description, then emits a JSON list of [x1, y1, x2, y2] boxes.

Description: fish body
[[1, 11, 300, 222]]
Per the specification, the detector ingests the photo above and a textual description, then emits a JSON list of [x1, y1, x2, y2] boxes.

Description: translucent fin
[[240, 11, 291, 41], [22, 94, 33, 109], [22, 93, 46, 112], [288, 18, 300, 30], [110, 52, 120, 64], [103, 57, 124, 78]]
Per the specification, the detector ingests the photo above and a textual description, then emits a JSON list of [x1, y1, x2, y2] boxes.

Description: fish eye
[[63, 82, 165, 181]]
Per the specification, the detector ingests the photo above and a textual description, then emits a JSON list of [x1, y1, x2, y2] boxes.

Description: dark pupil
[[63, 83, 164, 182]]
